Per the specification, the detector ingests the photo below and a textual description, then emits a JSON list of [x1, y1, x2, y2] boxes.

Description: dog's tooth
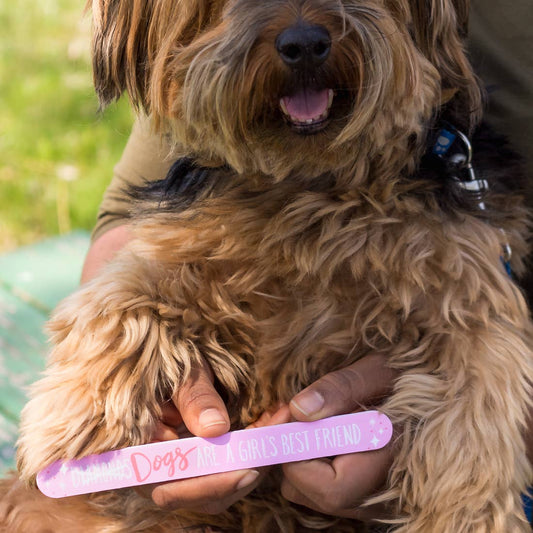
[[280, 98, 289, 116], [327, 89, 334, 109]]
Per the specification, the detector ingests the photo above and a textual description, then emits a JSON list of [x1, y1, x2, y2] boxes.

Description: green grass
[[0, 0, 134, 252]]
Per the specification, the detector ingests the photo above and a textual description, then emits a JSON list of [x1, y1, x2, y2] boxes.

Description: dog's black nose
[[276, 23, 331, 69]]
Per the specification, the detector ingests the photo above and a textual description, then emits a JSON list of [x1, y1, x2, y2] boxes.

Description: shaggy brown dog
[[1, 0, 532, 531]]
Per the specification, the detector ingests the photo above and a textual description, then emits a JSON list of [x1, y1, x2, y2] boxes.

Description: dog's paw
[[16, 366, 159, 483], [16, 264, 195, 482]]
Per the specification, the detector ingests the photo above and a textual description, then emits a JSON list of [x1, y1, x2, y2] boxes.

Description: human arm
[[282, 354, 396, 520], [81, 115, 174, 283], [81, 224, 131, 283]]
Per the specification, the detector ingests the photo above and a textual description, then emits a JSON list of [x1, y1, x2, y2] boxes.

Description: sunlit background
[[0, 0, 133, 252], [0, 1, 134, 471]]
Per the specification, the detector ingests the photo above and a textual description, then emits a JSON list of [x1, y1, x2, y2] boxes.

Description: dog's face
[[92, 0, 479, 179]]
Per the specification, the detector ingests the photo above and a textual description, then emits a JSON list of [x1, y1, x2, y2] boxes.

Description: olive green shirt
[[92, 117, 175, 241]]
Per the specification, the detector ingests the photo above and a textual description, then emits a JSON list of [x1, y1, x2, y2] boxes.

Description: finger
[[173, 363, 230, 438], [160, 400, 183, 427], [281, 478, 391, 522], [151, 422, 180, 442], [281, 446, 393, 518], [148, 469, 261, 512], [247, 404, 291, 429], [290, 354, 396, 421], [283, 447, 392, 503]]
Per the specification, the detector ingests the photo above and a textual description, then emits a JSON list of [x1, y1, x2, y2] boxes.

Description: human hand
[[142, 353, 396, 517], [281, 354, 397, 520], [139, 362, 291, 513]]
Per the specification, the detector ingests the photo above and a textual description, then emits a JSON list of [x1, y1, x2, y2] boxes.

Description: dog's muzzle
[[276, 22, 334, 134]]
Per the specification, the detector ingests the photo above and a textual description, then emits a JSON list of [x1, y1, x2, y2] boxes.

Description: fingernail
[[236, 470, 260, 491], [291, 391, 325, 416], [198, 408, 228, 430]]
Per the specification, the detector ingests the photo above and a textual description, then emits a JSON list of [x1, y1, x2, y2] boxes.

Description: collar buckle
[[433, 124, 488, 209], [432, 123, 513, 277]]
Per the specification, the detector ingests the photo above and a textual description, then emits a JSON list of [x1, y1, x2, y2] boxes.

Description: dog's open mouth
[[280, 88, 334, 134]]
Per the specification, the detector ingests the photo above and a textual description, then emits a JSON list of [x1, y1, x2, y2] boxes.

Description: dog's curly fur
[[1, 0, 533, 531]]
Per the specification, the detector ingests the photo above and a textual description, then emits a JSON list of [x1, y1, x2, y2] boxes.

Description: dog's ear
[[90, 0, 154, 108], [410, 0, 482, 128], [90, 0, 217, 111]]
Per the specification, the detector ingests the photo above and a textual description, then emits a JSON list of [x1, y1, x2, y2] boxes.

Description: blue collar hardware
[[432, 124, 512, 277]]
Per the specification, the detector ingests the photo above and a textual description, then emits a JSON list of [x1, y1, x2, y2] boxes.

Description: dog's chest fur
[[135, 172, 516, 424]]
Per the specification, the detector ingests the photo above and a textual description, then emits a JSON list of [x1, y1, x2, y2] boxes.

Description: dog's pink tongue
[[282, 89, 330, 121]]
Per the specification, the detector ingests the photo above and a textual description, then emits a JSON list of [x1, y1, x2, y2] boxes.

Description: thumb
[[290, 354, 396, 421], [173, 362, 230, 438]]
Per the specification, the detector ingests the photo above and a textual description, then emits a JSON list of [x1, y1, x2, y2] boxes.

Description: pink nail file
[[37, 411, 392, 498]]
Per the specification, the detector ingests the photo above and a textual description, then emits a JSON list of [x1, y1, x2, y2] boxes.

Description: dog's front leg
[[16, 249, 250, 483], [380, 316, 533, 532]]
